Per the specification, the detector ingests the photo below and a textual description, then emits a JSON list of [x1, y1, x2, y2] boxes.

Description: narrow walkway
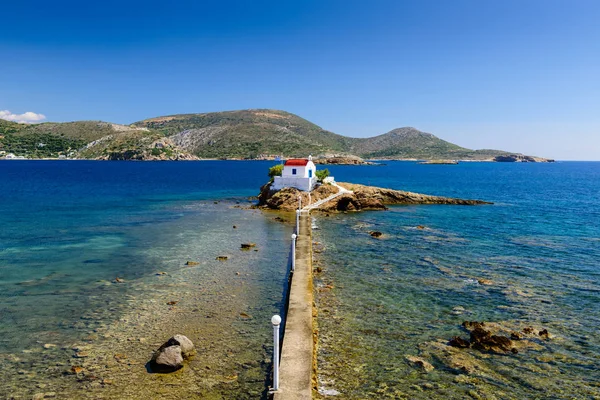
[[274, 182, 353, 399], [274, 212, 313, 400], [303, 182, 353, 212]]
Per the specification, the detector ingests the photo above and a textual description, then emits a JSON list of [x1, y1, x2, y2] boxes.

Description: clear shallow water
[[314, 161, 600, 399], [0, 160, 291, 399]]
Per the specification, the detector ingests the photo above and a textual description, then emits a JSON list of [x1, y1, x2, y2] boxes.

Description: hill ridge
[[1, 109, 552, 161]]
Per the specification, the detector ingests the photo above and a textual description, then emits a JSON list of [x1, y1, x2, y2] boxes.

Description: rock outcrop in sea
[[492, 154, 554, 162], [257, 181, 492, 212]]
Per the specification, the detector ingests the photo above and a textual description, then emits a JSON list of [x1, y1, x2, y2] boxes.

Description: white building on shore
[[272, 156, 317, 192]]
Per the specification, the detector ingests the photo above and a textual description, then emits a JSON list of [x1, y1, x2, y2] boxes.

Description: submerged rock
[[457, 321, 516, 354], [241, 243, 256, 250], [185, 261, 200, 266], [405, 355, 435, 372], [70, 365, 84, 374], [470, 327, 513, 353], [448, 336, 470, 348], [451, 306, 466, 315], [369, 231, 383, 238]]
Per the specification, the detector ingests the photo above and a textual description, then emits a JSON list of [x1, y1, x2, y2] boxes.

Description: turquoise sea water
[[313, 161, 600, 399], [1, 160, 599, 399], [0, 160, 292, 399]]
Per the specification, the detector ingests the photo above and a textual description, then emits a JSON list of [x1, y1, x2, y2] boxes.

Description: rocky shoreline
[[492, 154, 554, 162], [312, 156, 378, 165], [257, 181, 492, 212]]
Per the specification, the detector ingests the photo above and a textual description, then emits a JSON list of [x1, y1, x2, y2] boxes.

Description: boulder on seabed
[[152, 345, 183, 372], [150, 335, 195, 372], [172, 334, 195, 358]]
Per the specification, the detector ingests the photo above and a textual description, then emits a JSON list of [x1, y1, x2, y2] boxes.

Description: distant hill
[[132, 109, 353, 158], [351, 127, 509, 160], [0, 109, 552, 161], [0, 120, 193, 160]]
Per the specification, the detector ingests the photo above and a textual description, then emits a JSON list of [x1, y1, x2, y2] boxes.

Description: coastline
[[1, 157, 558, 163]]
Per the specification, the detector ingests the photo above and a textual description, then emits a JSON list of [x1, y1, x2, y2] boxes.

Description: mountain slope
[[0, 120, 194, 160], [350, 127, 509, 159], [132, 109, 353, 158]]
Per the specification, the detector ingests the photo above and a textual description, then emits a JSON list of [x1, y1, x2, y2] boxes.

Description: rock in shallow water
[[405, 355, 435, 372], [172, 334, 195, 358], [153, 345, 183, 372], [449, 336, 470, 348], [456, 321, 516, 354], [150, 334, 195, 372]]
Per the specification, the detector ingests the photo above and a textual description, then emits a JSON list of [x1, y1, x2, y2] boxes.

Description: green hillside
[[351, 127, 509, 159], [0, 120, 175, 159], [133, 109, 353, 158], [1, 109, 549, 161]]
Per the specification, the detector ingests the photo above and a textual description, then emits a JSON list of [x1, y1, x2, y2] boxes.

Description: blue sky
[[1, 0, 599, 160]]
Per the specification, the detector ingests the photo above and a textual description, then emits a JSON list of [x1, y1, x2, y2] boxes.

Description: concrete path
[[274, 182, 353, 399], [303, 182, 353, 212], [273, 211, 314, 400]]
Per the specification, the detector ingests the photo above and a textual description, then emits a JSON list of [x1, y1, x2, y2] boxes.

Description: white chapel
[[272, 156, 317, 192]]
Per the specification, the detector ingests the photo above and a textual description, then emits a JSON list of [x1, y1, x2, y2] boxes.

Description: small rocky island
[[492, 154, 554, 162], [258, 181, 491, 212]]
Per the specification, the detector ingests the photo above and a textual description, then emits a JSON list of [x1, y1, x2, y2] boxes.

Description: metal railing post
[[271, 315, 281, 391], [291, 233, 297, 272], [295, 209, 300, 235]]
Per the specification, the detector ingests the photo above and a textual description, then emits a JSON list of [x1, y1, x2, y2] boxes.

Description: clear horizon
[[1, 0, 599, 160]]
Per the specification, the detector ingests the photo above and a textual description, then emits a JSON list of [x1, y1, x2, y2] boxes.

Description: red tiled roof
[[284, 159, 309, 166]]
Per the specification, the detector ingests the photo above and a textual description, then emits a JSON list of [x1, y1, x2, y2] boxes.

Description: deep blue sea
[[1, 160, 599, 399]]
